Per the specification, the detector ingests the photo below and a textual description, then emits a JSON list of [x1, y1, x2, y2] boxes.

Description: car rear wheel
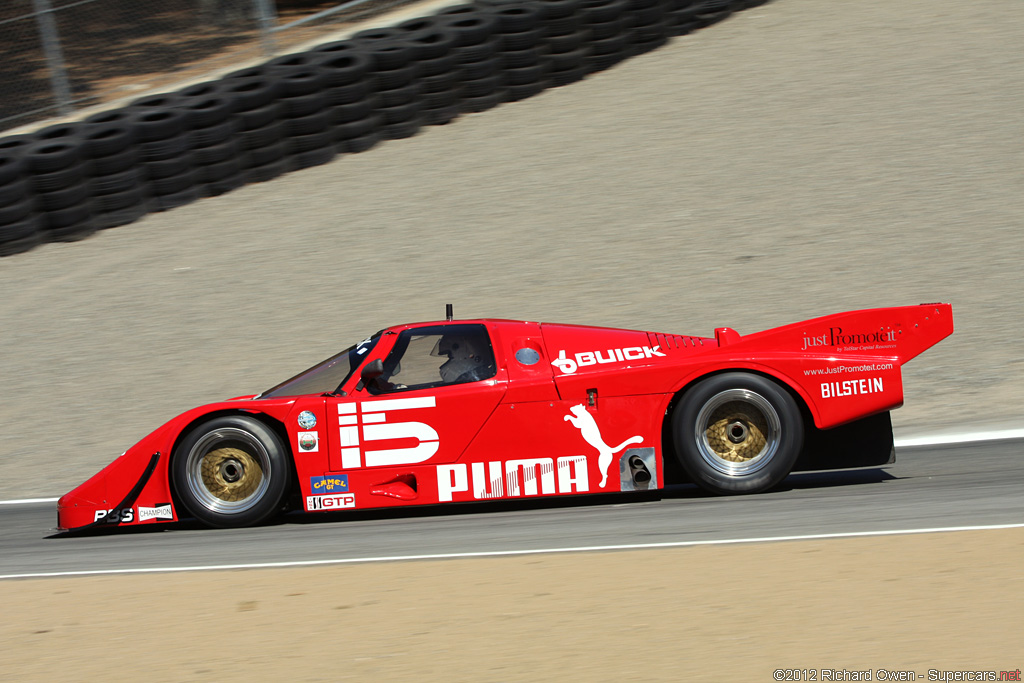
[[673, 372, 803, 494], [171, 415, 290, 527]]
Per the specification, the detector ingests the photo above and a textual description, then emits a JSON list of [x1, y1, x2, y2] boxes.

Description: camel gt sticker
[[310, 475, 349, 494]]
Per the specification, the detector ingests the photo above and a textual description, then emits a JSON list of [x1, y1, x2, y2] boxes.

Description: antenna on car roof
[[446, 303, 453, 321]]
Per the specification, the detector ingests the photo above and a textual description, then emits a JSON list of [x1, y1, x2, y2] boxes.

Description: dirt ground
[[1, 528, 1021, 681]]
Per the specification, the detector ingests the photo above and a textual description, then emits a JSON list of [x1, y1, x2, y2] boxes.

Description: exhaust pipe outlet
[[628, 455, 651, 485]]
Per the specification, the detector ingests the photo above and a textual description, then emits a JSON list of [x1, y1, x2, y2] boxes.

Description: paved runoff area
[[0, 0, 1022, 678]]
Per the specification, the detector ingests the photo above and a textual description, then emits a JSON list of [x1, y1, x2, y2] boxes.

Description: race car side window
[[368, 324, 496, 394]]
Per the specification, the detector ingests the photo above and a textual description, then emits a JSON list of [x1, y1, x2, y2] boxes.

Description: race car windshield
[[257, 333, 381, 398]]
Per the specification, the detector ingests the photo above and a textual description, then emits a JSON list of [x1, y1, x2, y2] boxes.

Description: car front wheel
[[171, 415, 290, 528]]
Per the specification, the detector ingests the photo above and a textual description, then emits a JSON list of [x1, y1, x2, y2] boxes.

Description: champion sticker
[[297, 411, 317, 429]]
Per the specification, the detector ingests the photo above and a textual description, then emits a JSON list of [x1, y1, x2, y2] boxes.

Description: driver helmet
[[434, 333, 488, 383]]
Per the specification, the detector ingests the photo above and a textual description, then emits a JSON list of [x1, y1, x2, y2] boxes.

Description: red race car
[[58, 303, 953, 531]]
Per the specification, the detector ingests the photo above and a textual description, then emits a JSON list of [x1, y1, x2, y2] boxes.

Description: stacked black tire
[[0, 0, 768, 257], [0, 142, 40, 256]]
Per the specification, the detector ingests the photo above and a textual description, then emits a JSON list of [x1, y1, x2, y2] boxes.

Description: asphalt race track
[[2, 439, 1021, 579]]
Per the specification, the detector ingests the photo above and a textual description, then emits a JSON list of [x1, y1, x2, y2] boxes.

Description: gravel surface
[[1, 0, 1021, 499]]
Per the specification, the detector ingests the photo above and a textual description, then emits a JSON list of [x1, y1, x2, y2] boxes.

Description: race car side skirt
[[793, 411, 895, 472]]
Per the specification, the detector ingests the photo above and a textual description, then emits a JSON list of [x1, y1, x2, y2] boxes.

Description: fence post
[[253, 0, 278, 57], [32, 0, 74, 117]]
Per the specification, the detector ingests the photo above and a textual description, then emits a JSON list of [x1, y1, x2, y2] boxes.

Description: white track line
[[0, 497, 59, 505], [0, 427, 1021, 506], [894, 427, 1024, 448], [2, 522, 1023, 580]]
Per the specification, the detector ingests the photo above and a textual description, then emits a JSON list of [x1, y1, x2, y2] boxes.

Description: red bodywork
[[57, 304, 953, 531]]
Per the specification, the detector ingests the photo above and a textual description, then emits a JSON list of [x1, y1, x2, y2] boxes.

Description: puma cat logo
[[563, 404, 644, 488]]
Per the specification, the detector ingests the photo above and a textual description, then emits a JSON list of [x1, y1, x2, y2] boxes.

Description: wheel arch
[[167, 408, 298, 514], [659, 367, 815, 485]]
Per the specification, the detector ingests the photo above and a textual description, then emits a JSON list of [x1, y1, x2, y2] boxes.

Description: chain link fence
[[0, 0, 417, 134]]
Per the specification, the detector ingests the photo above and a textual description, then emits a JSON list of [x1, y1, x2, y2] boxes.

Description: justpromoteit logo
[[551, 346, 665, 375]]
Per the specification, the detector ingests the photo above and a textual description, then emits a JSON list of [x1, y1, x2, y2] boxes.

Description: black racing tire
[[460, 89, 506, 112], [240, 120, 286, 150], [38, 181, 90, 211], [201, 171, 246, 197], [91, 147, 141, 176], [0, 216, 44, 256], [324, 80, 373, 107], [193, 138, 241, 166], [460, 56, 502, 81], [546, 28, 590, 53], [180, 95, 235, 128], [171, 415, 291, 528], [0, 153, 27, 186], [43, 200, 93, 230], [406, 29, 457, 61], [197, 156, 242, 183], [453, 40, 499, 64], [501, 27, 544, 51], [422, 87, 460, 109], [243, 157, 289, 183], [0, 196, 34, 225], [27, 140, 83, 173], [315, 52, 372, 87], [246, 140, 288, 167], [151, 186, 200, 212], [421, 70, 460, 93], [582, 0, 628, 23], [235, 102, 284, 132], [30, 162, 89, 193], [83, 123, 136, 159], [672, 372, 803, 494], [286, 129, 333, 154], [139, 135, 190, 162], [423, 104, 460, 125], [505, 63, 548, 85], [329, 99, 375, 125], [373, 63, 417, 91], [332, 115, 381, 142], [543, 13, 582, 36], [90, 166, 144, 196], [0, 176, 29, 206], [492, 4, 542, 32], [289, 145, 337, 170], [377, 100, 420, 125], [282, 91, 327, 118], [143, 153, 194, 181], [462, 73, 503, 98], [507, 79, 549, 100], [365, 42, 415, 71], [502, 45, 548, 68], [417, 51, 459, 78], [222, 77, 280, 112], [189, 118, 239, 149], [587, 16, 626, 40], [150, 168, 197, 196], [95, 184, 147, 212], [340, 131, 381, 154], [284, 109, 331, 137], [550, 63, 587, 86], [377, 81, 423, 108], [381, 117, 423, 140], [94, 199, 149, 230], [439, 13, 500, 46], [278, 69, 328, 98]]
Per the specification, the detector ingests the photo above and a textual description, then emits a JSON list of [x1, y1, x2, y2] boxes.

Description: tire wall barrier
[[0, 0, 769, 257]]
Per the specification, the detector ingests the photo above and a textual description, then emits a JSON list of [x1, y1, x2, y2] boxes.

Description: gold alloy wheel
[[694, 388, 781, 476], [184, 428, 273, 514], [199, 446, 263, 502]]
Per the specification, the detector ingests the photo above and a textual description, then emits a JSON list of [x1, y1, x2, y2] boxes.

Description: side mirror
[[361, 358, 384, 381]]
